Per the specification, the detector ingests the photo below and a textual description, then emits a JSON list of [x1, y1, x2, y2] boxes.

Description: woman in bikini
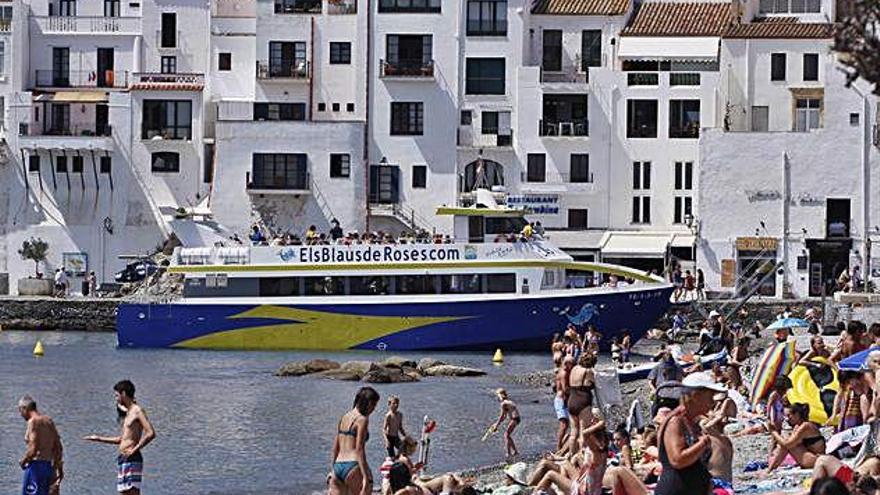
[[767, 402, 825, 473], [330, 387, 380, 495], [567, 353, 597, 453]]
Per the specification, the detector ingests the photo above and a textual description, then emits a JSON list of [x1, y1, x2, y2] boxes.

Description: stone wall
[[0, 298, 117, 331]]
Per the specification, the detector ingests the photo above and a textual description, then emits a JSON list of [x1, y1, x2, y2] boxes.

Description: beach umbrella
[[766, 318, 811, 330], [839, 346, 880, 371], [749, 341, 797, 408]]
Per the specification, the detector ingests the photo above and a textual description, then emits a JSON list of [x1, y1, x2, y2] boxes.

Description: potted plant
[[17, 238, 53, 296]]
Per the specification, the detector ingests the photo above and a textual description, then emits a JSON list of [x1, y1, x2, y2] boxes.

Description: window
[[160, 56, 176, 74], [269, 41, 307, 77], [57, 0, 76, 16], [329, 42, 351, 64], [541, 94, 588, 136], [412, 165, 427, 188], [104, 0, 120, 16], [803, 53, 818, 81], [850, 113, 860, 126], [318, 102, 326, 111], [674, 161, 693, 190], [332, 103, 340, 112], [52, 47, 69, 87], [369, 165, 400, 203], [72, 155, 84, 173], [826, 198, 851, 238], [0, 96, 4, 130], [465, 58, 505, 95], [570, 154, 590, 183], [142, 100, 192, 139], [56, 156, 68, 173], [218, 52, 232, 71], [160, 13, 176, 48], [759, 0, 819, 13], [486, 274, 515, 293], [632, 161, 651, 190], [99, 156, 112, 174], [251, 153, 308, 189], [390, 102, 423, 135], [378, 0, 441, 13], [151, 152, 180, 172], [0, 41, 5, 75], [330, 154, 351, 178], [581, 30, 601, 69], [795, 98, 821, 132], [461, 110, 472, 125], [466, 0, 507, 36], [669, 100, 700, 138], [542, 30, 562, 72], [670, 73, 700, 86], [481, 111, 499, 134], [253, 102, 306, 121], [771, 53, 786, 81], [347, 103, 355, 112], [568, 209, 588, 230], [28, 155, 40, 173], [274, 0, 321, 13], [673, 196, 693, 224], [627, 100, 658, 138], [751, 106, 769, 132], [527, 153, 546, 182], [632, 196, 651, 224], [385, 35, 432, 74]]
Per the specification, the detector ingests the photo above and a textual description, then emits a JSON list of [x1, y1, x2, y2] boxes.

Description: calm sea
[[0, 331, 557, 494]]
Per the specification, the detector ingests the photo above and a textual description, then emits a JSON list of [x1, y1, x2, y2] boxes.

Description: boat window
[[439, 274, 482, 294], [396, 275, 437, 295], [486, 273, 516, 293], [350, 276, 391, 295], [485, 217, 527, 235], [304, 276, 344, 296], [541, 269, 556, 289], [260, 277, 300, 296]]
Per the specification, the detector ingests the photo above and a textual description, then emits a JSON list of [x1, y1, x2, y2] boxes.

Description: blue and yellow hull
[[116, 286, 673, 351]]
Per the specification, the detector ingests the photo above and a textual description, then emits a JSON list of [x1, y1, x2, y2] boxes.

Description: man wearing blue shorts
[[553, 357, 574, 450], [18, 396, 63, 495]]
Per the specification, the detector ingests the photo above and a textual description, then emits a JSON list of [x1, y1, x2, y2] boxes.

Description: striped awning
[[129, 83, 204, 91]]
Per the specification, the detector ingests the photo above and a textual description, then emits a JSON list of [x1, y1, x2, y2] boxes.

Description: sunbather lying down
[[808, 454, 880, 492]]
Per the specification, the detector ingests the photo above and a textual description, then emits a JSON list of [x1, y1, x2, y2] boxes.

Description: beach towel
[[826, 424, 871, 454], [594, 368, 622, 407], [854, 419, 880, 467], [627, 398, 646, 433], [749, 341, 797, 408], [787, 357, 839, 425]]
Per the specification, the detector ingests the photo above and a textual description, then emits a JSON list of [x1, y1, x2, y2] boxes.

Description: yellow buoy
[[33, 340, 44, 357], [492, 348, 504, 363]]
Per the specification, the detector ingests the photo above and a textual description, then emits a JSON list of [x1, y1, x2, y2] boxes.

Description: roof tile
[[723, 17, 835, 38], [621, 2, 735, 37], [531, 0, 629, 16]]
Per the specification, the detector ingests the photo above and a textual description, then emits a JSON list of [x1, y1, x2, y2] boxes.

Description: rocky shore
[[276, 356, 487, 383], [0, 297, 117, 331]]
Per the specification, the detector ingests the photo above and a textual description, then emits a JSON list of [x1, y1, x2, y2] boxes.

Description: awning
[[547, 230, 605, 250], [600, 232, 671, 258], [617, 36, 720, 61], [34, 91, 108, 103], [670, 233, 696, 248]]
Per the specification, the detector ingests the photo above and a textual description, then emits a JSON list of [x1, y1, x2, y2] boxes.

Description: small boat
[[117, 191, 674, 351]]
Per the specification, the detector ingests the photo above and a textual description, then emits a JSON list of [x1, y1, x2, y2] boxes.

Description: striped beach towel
[[749, 341, 797, 408]]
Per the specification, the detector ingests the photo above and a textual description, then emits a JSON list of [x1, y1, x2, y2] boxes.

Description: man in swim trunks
[[18, 396, 63, 495], [84, 380, 156, 494], [554, 357, 574, 450]]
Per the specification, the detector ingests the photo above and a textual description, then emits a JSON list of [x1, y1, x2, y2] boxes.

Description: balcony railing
[[0, 19, 12, 32], [34, 69, 129, 88], [627, 72, 659, 86], [131, 72, 205, 89], [246, 171, 310, 193], [33, 16, 141, 34], [541, 68, 588, 84], [670, 73, 701, 86], [274, 0, 322, 13], [539, 119, 589, 137], [669, 124, 699, 139], [327, 0, 357, 14], [255, 60, 310, 80], [379, 59, 434, 78], [559, 172, 594, 184], [20, 123, 112, 137], [457, 127, 513, 148]]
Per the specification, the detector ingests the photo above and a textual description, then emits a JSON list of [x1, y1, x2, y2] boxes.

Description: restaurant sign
[[506, 195, 560, 215], [736, 237, 778, 251]]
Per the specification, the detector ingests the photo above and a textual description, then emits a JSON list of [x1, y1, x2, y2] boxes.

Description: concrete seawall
[[0, 298, 117, 331]]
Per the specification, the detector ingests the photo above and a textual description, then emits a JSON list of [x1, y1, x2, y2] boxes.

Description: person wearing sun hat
[[654, 372, 726, 495]]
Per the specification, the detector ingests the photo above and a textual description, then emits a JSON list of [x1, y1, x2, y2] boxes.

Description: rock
[[417, 358, 446, 372], [362, 366, 419, 384], [382, 356, 418, 369], [275, 359, 340, 377], [276, 362, 310, 377], [317, 369, 363, 381], [305, 359, 340, 373], [340, 360, 376, 375], [422, 365, 486, 377]]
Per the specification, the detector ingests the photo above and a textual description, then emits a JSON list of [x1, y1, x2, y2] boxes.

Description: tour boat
[[116, 191, 674, 351]]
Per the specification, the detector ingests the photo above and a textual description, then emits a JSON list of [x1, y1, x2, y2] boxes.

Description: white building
[[0, 0, 874, 297]]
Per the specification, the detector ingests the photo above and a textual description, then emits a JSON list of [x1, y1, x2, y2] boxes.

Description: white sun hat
[[682, 371, 727, 393]]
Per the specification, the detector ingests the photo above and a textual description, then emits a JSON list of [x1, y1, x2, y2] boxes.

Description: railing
[[539, 119, 589, 137], [669, 124, 699, 139], [33, 16, 141, 34], [627, 73, 659, 86], [255, 60, 310, 80], [457, 127, 513, 147], [541, 68, 588, 84], [327, 0, 357, 14], [559, 172, 594, 184], [379, 59, 434, 78], [156, 29, 180, 49], [246, 171, 310, 192], [132, 72, 205, 85], [670, 73, 701, 86], [34, 69, 129, 88], [466, 20, 507, 36], [20, 123, 112, 137], [0, 19, 12, 32], [274, 0, 322, 13]]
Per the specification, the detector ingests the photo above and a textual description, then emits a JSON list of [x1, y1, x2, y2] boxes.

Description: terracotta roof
[[724, 17, 835, 38], [129, 83, 205, 91], [621, 2, 734, 37], [531, 0, 629, 16]]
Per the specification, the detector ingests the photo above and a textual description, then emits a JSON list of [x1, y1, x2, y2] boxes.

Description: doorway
[[806, 238, 852, 296], [97, 48, 114, 87], [95, 104, 109, 136]]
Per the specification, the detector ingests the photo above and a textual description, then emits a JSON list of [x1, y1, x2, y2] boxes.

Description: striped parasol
[[749, 340, 797, 408]]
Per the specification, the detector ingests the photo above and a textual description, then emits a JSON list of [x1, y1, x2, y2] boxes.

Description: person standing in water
[[84, 380, 156, 495], [490, 388, 520, 460], [383, 395, 408, 458], [18, 396, 63, 495], [329, 387, 380, 495]]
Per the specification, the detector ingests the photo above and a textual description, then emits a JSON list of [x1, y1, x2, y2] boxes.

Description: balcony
[[246, 171, 311, 195], [34, 70, 129, 89], [130, 72, 205, 90], [256, 60, 310, 81], [540, 68, 588, 85], [21, 123, 112, 138], [274, 0, 322, 13], [379, 59, 434, 79], [457, 127, 513, 148], [17, 122, 113, 151], [327, 0, 357, 13], [32, 16, 141, 35], [0, 19, 12, 33], [539, 119, 589, 137]]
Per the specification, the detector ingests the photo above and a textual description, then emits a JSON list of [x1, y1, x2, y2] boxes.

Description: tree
[[18, 238, 49, 277], [834, 0, 880, 94]]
